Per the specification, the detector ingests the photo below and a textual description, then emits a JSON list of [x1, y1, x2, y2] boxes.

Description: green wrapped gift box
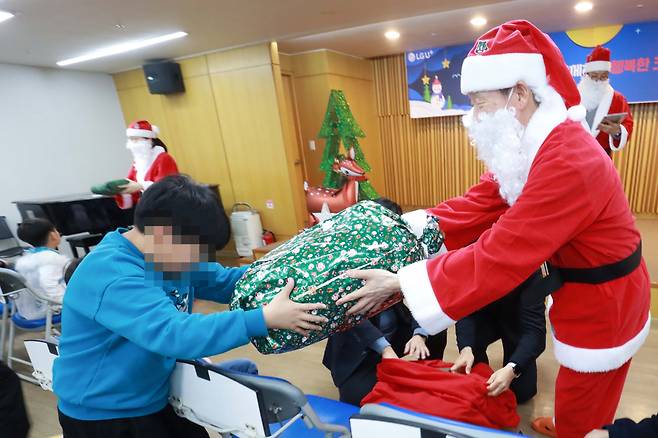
[[91, 179, 130, 196], [230, 200, 443, 354]]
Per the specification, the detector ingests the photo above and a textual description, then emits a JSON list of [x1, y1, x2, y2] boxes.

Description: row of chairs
[[25, 339, 527, 438], [0, 267, 62, 383]]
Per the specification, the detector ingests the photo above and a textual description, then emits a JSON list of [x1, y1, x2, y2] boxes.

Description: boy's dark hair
[[64, 257, 85, 284], [17, 218, 56, 247], [373, 197, 403, 216], [134, 175, 230, 250]]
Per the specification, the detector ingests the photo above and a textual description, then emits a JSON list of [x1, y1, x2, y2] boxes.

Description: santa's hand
[[335, 269, 400, 315], [119, 180, 143, 194], [450, 346, 474, 374], [597, 120, 621, 136], [404, 335, 430, 360], [486, 364, 515, 397]]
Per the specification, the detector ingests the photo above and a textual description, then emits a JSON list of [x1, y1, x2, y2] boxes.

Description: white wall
[[0, 63, 131, 253]]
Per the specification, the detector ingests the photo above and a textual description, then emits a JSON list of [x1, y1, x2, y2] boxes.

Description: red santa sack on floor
[[362, 359, 520, 430]]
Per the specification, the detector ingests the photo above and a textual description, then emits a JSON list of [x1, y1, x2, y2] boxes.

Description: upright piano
[[13, 194, 134, 257]]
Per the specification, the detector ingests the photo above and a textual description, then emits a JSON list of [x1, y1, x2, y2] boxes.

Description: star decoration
[[312, 202, 335, 223], [421, 74, 430, 85], [442, 58, 451, 69]]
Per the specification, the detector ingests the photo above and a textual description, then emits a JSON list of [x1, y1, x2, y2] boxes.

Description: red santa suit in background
[[578, 46, 633, 156], [115, 120, 179, 209], [398, 21, 650, 438]]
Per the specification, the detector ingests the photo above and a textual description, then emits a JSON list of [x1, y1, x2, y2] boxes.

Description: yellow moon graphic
[[566, 24, 623, 48]]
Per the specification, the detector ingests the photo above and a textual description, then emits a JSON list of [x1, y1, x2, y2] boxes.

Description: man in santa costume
[[116, 120, 179, 209], [337, 20, 650, 438], [578, 45, 633, 156]]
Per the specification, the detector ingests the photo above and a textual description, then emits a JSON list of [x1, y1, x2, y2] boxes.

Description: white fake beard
[[126, 139, 154, 180], [578, 75, 611, 111], [463, 108, 529, 205]]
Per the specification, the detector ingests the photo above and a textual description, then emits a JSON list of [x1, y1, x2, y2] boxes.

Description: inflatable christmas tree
[[317, 89, 379, 199]]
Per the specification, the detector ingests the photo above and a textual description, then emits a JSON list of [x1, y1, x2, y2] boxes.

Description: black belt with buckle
[[517, 241, 642, 304], [556, 242, 642, 285]]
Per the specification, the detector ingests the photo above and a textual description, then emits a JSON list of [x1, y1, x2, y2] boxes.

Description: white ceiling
[[0, 0, 656, 73], [279, 0, 658, 58]]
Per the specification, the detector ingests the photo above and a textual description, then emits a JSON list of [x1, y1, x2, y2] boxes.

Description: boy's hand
[[404, 335, 430, 359], [262, 279, 328, 337], [382, 346, 398, 359], [450, 346, 474, 374]]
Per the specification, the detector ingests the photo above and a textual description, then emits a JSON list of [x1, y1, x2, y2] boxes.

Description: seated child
[[53, 175, 327, 438], [14, 218, 69, 319], [322, 198, 447, 406]]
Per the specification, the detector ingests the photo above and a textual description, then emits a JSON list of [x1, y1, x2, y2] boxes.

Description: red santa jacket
[[585, 89, 633, 153], [114, 151, 179, 209], [400, 113, 650, 373], [361, 359, 520, 430]]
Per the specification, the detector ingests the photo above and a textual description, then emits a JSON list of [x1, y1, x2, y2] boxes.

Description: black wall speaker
[[143, 61, 185, 95]]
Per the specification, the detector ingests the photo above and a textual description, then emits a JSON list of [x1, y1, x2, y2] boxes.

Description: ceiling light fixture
[[385, 30, 400, 40], [56, 31, 188, 67], [574, 1, 594, 13], [470, 16, 487, 27], [0, 10, 15, 24]]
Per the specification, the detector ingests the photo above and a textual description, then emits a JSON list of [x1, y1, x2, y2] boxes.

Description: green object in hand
[[91, 179, 130, 196], [229, 200, 444, 354]]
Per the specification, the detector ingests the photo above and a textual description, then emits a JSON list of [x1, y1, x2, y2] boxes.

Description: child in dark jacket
[[322, 198, 447, 405]]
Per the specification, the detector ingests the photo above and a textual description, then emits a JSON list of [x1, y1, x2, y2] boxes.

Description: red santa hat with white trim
[[126, 120, 160, 138], [460, 20, 586, 121], [583, 45, 611, 73]]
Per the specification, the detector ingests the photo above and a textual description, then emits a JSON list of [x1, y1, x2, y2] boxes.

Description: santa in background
[[578, 45, 633, 156], [337, 20, 650, 438], [116, 120, 179, 209]]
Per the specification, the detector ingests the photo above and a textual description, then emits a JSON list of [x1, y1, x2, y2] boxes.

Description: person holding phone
[[577, 46, 633, 157]]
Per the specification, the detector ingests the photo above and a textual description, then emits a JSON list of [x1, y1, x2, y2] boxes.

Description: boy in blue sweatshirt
[[53, 175, 327, 438]]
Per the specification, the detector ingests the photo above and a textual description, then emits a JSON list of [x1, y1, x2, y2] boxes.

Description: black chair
[[66, 233, 104, 258], [0, 216, 28, 258]]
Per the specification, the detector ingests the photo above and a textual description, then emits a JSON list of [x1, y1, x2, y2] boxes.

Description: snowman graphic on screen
[[430, 75, 446, 109]]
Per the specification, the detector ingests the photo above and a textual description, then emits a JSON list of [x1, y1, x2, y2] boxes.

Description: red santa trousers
[[555, 360, 631, 438]]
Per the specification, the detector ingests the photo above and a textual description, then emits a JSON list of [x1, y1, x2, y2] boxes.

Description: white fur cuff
[[398, 260, 455, 335]]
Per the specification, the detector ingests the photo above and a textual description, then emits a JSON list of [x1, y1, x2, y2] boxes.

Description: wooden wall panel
[[611, 104, 658, 214], [209, 62, 301, 239], [159, 74, 236, 209], [373, 55, 483, 209], [290, 50, 386, 194], [290, 73, 332, 186], [113, 44, 304, 242], [373, 54, 658, 214], [272, 46, 311, 229]]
